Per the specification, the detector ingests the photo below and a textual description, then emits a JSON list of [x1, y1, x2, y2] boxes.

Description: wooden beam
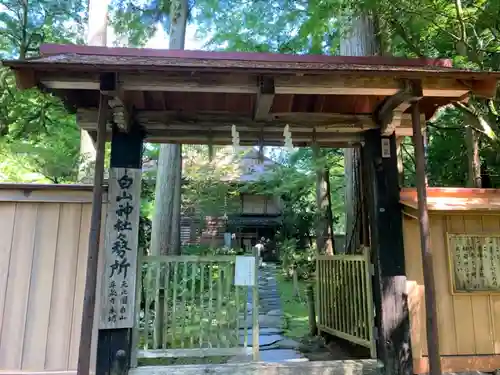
[[469, 78, 498, 99], [78, 108, 423, 143], [145, 130, 363, 143], [14, 69, 36, 89], [77, 91, 109, 375], [254, 77, 275, 121], [81, 122, 374, 134], [77, 109, 377, 129], [394, 114, 425, 136], [410, 102, 442, 375], [146, 133, 363, 147], [274, 76, 467, 97], [100, 72, 131, 132], [40, 72, 471, 98], [41, 72, 259, 94], [375, 79, 423, 135]]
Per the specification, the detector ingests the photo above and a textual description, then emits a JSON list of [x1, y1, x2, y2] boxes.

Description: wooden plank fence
[[316, 247, 376, 358]]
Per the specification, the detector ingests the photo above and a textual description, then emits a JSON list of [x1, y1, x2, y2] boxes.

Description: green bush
[[278, 239, 316, 281], [181, 244, 245, 256]]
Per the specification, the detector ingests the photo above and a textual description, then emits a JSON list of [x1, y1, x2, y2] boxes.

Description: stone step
[[238, 335, 301, 351], [239, 315, 282, 329], [129, 360, 383, 375], [239, 334, 283, 347], [257, 349, 307, 362], [239, 327, 284, 335]]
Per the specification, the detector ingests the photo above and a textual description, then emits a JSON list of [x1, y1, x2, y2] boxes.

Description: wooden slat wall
[[0, 196, 105, 373], [404, 212, 500, 363]]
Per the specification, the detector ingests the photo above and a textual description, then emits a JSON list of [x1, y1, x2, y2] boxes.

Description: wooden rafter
[[374, 79, 423, 135]]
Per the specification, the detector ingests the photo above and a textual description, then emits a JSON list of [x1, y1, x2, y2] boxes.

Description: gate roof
[[4, 44, 500, 146]]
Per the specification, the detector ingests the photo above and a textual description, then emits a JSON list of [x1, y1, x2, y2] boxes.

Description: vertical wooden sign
[[100, 167, 142, 329]]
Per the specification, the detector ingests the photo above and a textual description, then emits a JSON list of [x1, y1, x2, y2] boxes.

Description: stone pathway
[[232, 263, 306, 363]]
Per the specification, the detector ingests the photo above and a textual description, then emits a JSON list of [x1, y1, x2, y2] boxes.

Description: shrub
[[278, 239, 316, 281]]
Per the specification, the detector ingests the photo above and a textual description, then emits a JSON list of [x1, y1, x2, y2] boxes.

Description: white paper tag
[[381, 138, 391, 158], [234, 256, 255, 286]]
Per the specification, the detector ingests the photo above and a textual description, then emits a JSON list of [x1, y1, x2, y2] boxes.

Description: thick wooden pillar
[[96, 122, 144, 375], [362, 129, 413, 375]]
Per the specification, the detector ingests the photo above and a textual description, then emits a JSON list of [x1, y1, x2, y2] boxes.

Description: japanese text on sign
[[100, 168, 142, 329], [448, 234, 500, 292]]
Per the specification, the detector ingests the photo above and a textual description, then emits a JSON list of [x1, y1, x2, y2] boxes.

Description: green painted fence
[[133, 255, 259, 363]]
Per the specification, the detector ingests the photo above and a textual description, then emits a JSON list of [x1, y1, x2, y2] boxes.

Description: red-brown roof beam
[[3, 44, 500, 146]]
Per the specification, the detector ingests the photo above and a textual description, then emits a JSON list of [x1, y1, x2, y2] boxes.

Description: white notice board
[[234, 256, 255, 286]]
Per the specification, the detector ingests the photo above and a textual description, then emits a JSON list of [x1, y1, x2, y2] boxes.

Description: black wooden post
[[96, 122, 144, 375], [362, 130, 413, 375]]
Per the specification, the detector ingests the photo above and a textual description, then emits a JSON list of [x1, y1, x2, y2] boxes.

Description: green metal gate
[[133, 255, 259, 364]]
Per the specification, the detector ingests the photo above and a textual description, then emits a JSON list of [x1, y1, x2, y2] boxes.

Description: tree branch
[[402, 143, 416, 167], [388, 17, 424, 57], [454, 101, 498, 141]]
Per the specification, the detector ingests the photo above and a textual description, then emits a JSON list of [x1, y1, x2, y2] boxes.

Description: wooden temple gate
[[4, 44, 500, 375]]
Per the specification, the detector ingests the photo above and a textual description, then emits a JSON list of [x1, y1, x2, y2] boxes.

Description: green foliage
[[243, 147, 344, 242], [276, 272, 311, 340], [196, 0, 341, 54], [195, 0, 500, 188], [279, 238, 316, 281], [181, 146, 242, 220], [0, 0, 85, 59], [0, 0, 85, 183], [0, 69, 82, 182], [346, 0, 500, 186], [181, 244, 244, 256]]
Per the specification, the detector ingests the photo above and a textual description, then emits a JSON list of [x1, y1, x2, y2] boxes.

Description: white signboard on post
[[100, 168, 142, 329], [234, 256, 256, 286]]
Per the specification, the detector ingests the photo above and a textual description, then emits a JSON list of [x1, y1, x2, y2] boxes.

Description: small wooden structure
[[4, 44, 500, 375], [181, 148, 283, 249], [0, 184, 105, 374], [401, 188, 500, 374]]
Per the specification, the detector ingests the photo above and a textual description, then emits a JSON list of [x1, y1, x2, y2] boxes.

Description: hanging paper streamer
[[283, 124, 294, 150], [231, 124, 240, 152]]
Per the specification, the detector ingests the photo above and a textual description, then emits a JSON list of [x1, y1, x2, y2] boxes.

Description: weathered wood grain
[[129, 360, 383, 375]]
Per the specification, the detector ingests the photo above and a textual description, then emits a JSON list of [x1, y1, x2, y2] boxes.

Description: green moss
[[276, 273, 312, 340]]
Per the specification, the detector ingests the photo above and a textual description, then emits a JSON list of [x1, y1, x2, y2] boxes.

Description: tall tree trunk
[[466, 127, 482, 188], [313, 145, 334, 255], [342, 15, 379, 253], [19, 0, 28, 60], [150, 0, 188, 256], [79, 0, 109, 182]]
